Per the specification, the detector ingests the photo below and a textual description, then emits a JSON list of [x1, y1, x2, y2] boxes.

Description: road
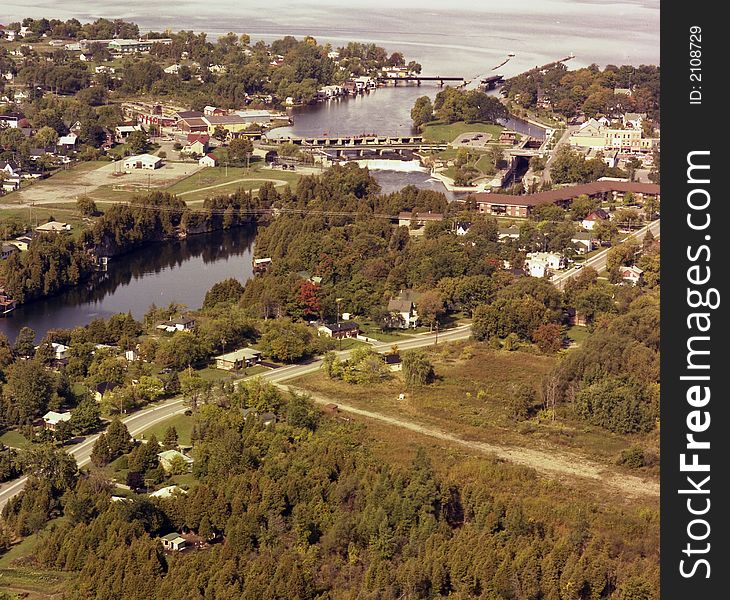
[[551, 219, 660, 290], [541, 125, 576, 185], [0, 326, 471, 510]]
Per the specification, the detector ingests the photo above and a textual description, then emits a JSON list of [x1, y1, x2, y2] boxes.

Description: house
[[620, 265, 644, 285], [571, 232, 595, 254], [318, 322, 360, 339], [35, 221, 71, 233], [253, 257, 272, 274], [42, 411, 72, 431], [156, 316, 196, 333], [498, 226, 521, 241], [57, 133, 78, 148], [94, 381, 121, 402], [125, 349, 139, 362], [184, 133, 210, 155], [11, 235, 34, 251], [115, 124, 144, 141], [123, 154, 162, 171], [622, 112, 647, 129], [1, 244, 19, 260], [199, 154, 218, 167], [387, 292, 419, 329], [201, 114, 256, 136], [214, 348, 262, 371], [174, 110, 204, 122], [163, 64, 181, 74], [150, 485, 187, 499], [50, 342, 70, 363], [178, 116, 209, 133], [581, 209, 610, 231], [203, 105, 227, 116], [108, 39, 154, 54], [384, 353, 402, 372], [160, 533, 186, 552], [157, 449, 194, 473], [94, 65, 115, 74], [0, 160, 20, 176], [455, 221, 471, 236], [524, 252, 566, 278]]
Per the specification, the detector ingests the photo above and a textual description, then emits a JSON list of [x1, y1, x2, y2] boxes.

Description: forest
[[502, 63, 660, 121], [1, 382, 659, 599]]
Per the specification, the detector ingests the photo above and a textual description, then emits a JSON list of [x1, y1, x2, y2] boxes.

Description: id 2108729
[[689, 25, 702, 105]]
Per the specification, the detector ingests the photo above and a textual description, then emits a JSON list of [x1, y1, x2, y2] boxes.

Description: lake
[[0, 227, 256, 342]]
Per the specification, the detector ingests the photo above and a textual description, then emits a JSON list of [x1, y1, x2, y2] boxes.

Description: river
[[0, 227, 256, 342], [1, 1, 659, 338]]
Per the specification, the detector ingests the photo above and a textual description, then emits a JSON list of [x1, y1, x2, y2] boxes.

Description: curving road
[[551, 219, 660, 290], [0, 325, 471, 510]]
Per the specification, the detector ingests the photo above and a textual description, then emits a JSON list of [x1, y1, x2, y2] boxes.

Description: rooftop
[[216, 348, 262, 362]]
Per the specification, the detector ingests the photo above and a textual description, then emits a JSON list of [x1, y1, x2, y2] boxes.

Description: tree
[[106, 417, 133, 457], [22, 444, 78, 493], [532, 323, 563, 353], [34, 125, 59, 149], [128, 434, 160, 473], [90, 432, 113, 467], [71, 395, 102, 434], [258, 319, 314, 363], [402, 350, 434, 386], [203, 278, 245, 309], [229, 137, 254, 163], [127, 130, 149, 154], [14, 326, 36, 357], [76, 196, 98, 217], [163, 426, 178, 450], [509, 384, 536, 421], [3, 360, 55, 424], [410, 96, 434, 128], [416, 290, 445, 331]]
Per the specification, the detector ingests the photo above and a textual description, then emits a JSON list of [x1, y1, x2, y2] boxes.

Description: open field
[[1, 160, 203, 207], [290, 341, 660, 489], [421, 121, 505, 143]]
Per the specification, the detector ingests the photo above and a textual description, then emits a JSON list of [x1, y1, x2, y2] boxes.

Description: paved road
[[551, 219, 660, 290], [541, 125, 576, 185], [0, 326, 471, 510]]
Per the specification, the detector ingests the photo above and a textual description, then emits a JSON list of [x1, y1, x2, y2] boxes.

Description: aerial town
[[0, 11, 660, 600]]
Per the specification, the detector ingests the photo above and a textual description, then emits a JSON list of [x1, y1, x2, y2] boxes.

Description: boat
[[0, 294, 16, 316], [507, 52, 516, 57]]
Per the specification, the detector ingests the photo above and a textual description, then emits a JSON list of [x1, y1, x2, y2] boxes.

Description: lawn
[[421, 121, 505, 143], [0, 429, 31, 449], [139, 413, 194, 446], [566, 325, 590, 346], [164, 166, 301, 203]]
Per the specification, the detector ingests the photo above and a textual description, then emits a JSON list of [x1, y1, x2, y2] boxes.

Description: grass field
[[292, 341, 659, 467], [0, 429, 31, 449], [139, 413, 194, 446], [164, 166, 301, 203], [421, 121, 505, 143]]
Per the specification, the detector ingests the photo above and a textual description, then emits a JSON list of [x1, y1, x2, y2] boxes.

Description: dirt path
[[175, 177, 290, 197], [281, 385, 659, 499]]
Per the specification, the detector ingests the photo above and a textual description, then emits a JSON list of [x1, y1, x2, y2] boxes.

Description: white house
[[198, 154, 218, 167], [160, 533, 186, 551], [36, 221, 71, 233], [57, 133, 78, 148], [581, 209, 610, 231], [43, 411, 72, 431], [123, 154, 162, 171], [387, 292, 420, 329], [157, 450, 194, 473], [620, 265, 644, 285], [524, 252, 566, 278], [156, 316, 196, 333], [164, 64, 181, 74], [150, 485, 187, 499]]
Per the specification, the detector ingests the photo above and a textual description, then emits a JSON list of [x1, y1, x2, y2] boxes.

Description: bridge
[[377, 75, 468, 87], [261, 135, 448, 154]]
